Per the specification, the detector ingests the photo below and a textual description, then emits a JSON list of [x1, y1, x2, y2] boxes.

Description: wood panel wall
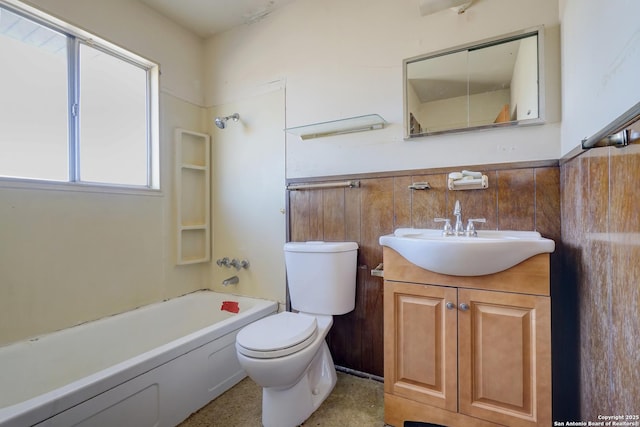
[[560, 117, 640, 420], [287, 161, 561, 378]]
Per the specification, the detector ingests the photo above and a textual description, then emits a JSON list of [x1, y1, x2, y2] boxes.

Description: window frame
[[0, 0, 160, 193]]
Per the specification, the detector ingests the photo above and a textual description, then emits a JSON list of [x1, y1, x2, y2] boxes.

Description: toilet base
[[261, 341, 337, 427]]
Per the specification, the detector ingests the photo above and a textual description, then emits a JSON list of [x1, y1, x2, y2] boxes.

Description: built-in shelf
[[175, 128, 210, 265], [285, 114, 387, 140]]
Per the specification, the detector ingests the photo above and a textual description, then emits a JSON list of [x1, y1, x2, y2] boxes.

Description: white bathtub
[[0, 290, 278, 427]]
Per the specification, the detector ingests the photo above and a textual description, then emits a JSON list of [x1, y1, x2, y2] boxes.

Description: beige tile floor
[[179, 371, 386, 427]]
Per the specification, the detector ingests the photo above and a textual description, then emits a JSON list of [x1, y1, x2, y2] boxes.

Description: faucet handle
[[465, 218, 486, 237], [216, 257, 231, 267], [230, 258, 250, 270], [434, 218, 454, 236]]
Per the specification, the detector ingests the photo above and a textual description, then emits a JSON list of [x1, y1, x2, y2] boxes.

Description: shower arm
[[214, 113, 240, 129]]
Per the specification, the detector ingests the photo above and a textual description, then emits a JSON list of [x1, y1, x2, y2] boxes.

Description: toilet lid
[[236, 312, 317, 359]]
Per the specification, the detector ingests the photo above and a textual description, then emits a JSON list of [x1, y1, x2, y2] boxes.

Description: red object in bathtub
[[221, 300, 240, 313]]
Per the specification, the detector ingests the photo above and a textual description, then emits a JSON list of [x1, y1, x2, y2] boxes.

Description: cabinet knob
[[459, 303, 470, 311], [446, 302, 456, 310]]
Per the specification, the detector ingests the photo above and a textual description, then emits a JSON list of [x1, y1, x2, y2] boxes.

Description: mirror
[[404, 27, 544, 138]]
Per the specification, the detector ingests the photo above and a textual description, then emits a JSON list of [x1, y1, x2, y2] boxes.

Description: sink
[[379, 228, 555, 276]]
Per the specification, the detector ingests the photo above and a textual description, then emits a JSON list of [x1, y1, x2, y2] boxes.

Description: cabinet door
[[458, 288, 551, 427], [384, 281, 457, 411]]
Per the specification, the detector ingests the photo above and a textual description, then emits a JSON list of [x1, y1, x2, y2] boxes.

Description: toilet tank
[[284, 241, 358, 315]]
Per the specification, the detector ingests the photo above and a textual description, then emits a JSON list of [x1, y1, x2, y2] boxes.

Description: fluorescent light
[[419, 0, 473, 15]]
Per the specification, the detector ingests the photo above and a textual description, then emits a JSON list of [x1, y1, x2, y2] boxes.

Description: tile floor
[[179, 371, 386, 427]]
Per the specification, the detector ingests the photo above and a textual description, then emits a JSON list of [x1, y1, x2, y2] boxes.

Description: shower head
[[214, 113, 240, 129], [214, 117, 226, 129]]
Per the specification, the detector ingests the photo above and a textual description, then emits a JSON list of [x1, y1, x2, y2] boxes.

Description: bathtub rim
[[0, 290, 278, 427]]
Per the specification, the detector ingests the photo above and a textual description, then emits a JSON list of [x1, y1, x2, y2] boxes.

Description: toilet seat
[[236, 312, 318, 359]]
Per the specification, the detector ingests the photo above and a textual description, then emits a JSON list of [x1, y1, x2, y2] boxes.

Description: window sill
[[0, 177, 163, 197]]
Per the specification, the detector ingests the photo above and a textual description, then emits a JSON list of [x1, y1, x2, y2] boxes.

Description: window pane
[[0, 8, 68, 181], [79, 43, 148, 186]]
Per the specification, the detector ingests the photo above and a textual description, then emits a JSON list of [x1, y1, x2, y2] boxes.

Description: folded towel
[[452, 177, 483, 186], [447, 174, 488, 191], [462, 170, 482, 178], [448, 172, 463, 180]]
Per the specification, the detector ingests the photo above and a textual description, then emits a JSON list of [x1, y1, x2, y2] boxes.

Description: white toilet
[[235, 241, 358, 427]]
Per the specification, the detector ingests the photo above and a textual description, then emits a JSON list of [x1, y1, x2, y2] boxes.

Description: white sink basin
[[379, 228, 555, 276]]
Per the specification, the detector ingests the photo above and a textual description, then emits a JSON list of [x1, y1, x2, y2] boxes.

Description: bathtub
[[0, 290, 278, 427]]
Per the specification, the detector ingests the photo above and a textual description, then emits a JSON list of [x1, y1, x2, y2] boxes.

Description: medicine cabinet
[[404, 26, 544, 138]]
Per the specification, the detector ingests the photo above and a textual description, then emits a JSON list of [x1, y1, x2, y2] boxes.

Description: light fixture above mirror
[[404, 26, 545, 139], [419, 0, 473, 16]]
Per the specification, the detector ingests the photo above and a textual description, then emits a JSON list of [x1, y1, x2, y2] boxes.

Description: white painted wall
[[0, 0, 206, 345], [208, 86, 286, 305], [559, 0, 640, 155], [204, 0, 562, 179]]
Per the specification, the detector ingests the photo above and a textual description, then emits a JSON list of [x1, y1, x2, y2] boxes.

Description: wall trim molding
[[286, 159, 559, 185]]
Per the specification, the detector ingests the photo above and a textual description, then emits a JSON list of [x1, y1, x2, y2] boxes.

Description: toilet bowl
[[235, 241, 358, 427], [236, 312, 336, 427]]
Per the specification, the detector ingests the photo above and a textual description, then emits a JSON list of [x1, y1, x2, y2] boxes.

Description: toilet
[[235, 241, 358, 427]]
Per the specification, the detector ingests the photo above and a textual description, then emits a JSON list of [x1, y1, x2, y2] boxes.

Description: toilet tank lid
[[284, 241, 358, 253]]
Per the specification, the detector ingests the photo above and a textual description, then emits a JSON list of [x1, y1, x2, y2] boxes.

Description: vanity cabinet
[[383, 247, 551, 427]]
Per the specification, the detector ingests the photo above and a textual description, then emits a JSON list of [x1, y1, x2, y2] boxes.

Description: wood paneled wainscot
[[383, 247, 551, 427]]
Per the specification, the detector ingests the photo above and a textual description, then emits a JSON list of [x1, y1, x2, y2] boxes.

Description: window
[[0, 2, 159, 189]]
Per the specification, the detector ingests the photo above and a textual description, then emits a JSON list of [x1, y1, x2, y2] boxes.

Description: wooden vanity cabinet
[[383, 247, 551, 427]]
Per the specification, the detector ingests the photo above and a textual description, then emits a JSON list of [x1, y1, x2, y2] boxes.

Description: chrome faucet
[[435, 200, 486, 237], [453, 200, 464, 236], [222, 275, 239, 286]]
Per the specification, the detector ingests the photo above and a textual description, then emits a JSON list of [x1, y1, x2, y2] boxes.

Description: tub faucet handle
[[216, 257, 231, 267], [229, 258, 250, 270]]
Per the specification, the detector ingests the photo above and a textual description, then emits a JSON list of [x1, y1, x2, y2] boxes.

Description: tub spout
[[222, 275, 239, 286]]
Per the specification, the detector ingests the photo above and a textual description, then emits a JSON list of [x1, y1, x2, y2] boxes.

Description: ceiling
[[138, 0, 299, 38]]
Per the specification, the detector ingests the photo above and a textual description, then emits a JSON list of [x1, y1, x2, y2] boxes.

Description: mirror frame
[[403, 26, 545, 139]]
